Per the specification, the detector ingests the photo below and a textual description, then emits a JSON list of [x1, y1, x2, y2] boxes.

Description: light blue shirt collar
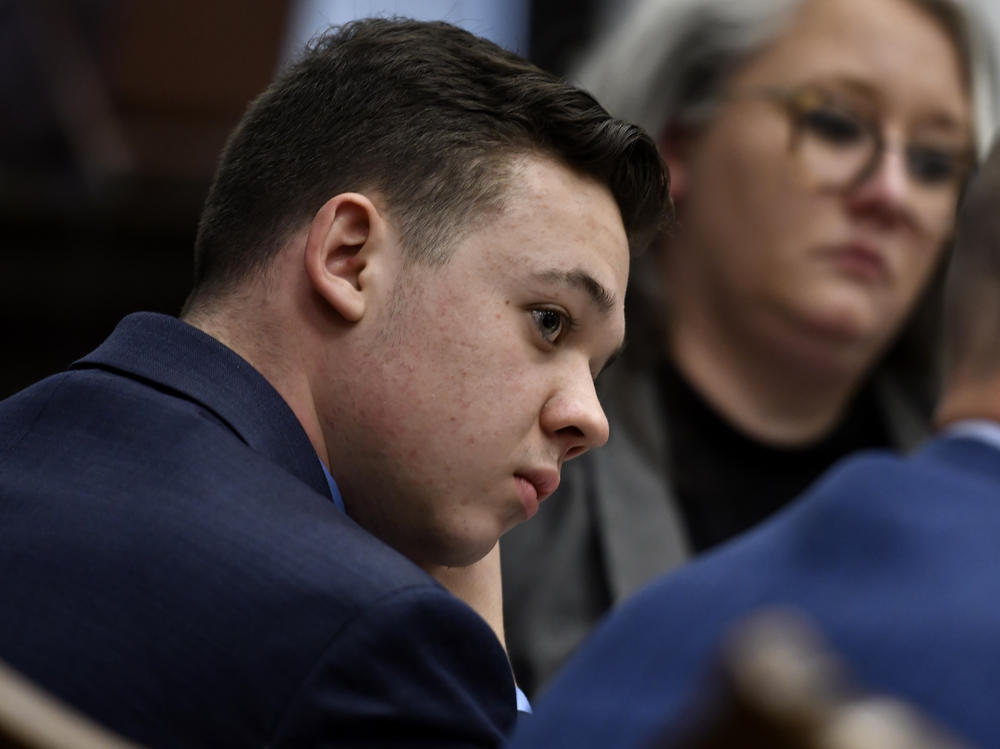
[[942, 419, 1000, 453], [318, 461, 346, 514]]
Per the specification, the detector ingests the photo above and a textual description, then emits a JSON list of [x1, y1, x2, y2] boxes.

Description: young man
[[507, 136, 1000, 749], [0, 18, 668, 748]]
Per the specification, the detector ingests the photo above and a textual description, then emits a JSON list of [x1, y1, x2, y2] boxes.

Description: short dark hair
[[185, 17, 670, 309], [944, 135, 1000, 377]]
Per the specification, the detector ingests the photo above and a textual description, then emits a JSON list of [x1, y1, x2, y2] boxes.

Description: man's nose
[[540, 373, 611, 462]]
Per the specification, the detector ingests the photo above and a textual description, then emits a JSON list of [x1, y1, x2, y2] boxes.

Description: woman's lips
[[820, 243, 889, 283]]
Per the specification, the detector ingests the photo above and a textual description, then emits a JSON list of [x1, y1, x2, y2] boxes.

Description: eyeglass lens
[[785, 90, 968, 225]]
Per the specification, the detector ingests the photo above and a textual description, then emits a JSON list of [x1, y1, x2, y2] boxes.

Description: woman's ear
[[303, 193, 383, 323], [659, 126, 692, 203]]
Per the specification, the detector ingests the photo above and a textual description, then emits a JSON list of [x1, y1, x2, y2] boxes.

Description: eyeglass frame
[[733, 84, 976, 197]]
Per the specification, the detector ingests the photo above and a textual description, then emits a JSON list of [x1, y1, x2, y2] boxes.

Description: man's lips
[[514, 469, 560, 520], [516, 468, 560, 502]]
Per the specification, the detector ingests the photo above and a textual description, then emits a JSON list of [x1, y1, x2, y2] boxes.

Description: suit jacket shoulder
[[0, 313, 515, 748]]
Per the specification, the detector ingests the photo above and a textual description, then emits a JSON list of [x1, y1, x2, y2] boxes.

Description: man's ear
[[303, 193, 384, 323]]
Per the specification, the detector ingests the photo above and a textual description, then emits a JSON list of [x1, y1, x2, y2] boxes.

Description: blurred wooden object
[[0, 659, 143, 749], [661, 610, 974, 749], [9, 0, 290, 187]]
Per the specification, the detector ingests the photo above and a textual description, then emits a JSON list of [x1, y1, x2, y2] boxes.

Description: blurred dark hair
[[184, 17, 670, 310], [944, 135, 1000, 377]]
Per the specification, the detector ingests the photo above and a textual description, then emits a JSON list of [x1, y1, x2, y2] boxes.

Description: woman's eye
[[532, 309, 567, 344], [907, 146, 963, 185], [799, 106, 865, 146]]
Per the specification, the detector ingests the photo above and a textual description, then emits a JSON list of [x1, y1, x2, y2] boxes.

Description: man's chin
[[408, 528, 502, 570], [431, 540, 499, 569]]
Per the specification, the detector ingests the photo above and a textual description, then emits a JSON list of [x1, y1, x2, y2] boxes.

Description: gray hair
[[573, 0, 1000, 155]]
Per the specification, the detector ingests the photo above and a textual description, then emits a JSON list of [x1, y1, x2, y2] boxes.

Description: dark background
[[0, 0, 601, 398]]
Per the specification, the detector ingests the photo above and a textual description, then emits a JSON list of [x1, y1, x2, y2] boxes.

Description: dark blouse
[[659, 359, 891, 552]]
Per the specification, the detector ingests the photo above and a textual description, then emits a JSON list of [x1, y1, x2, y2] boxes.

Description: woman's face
[[666, 0, 972, 373]]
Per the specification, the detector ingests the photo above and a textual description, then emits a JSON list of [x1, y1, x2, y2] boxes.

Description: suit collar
[[72, 312, 332, 501], [920, 431, 1000, 487]]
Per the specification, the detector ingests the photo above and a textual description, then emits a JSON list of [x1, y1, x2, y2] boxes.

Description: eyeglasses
[[746, 86, 974, 227]]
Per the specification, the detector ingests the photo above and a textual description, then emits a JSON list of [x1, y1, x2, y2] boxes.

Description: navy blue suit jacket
[[0, 313, 515, 748], [510, 436, 1000, 748]]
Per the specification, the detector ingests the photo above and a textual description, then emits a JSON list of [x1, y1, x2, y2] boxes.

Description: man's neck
[[935, 371, 1000, 430], [185, 305, 332, 471]]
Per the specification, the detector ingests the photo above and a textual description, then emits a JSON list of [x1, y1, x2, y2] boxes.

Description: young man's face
[[330, 155, 630, 566]]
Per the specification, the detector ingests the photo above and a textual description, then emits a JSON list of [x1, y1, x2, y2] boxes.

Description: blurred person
[[0, 18, 668, 748], [506, 131, 1000, 749], [502, 0, 1000, 696], [663, 610, 976, 749]]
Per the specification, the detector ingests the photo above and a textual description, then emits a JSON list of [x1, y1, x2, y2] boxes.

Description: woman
[[502, 0, 1000, 696]]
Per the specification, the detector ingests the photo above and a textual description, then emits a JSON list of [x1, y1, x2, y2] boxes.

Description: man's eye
[[799, 106, 866, 146], [531, 309, 567, 344]]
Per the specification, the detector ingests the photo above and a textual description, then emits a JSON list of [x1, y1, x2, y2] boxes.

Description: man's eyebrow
[[533, 269, 618, 313]]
